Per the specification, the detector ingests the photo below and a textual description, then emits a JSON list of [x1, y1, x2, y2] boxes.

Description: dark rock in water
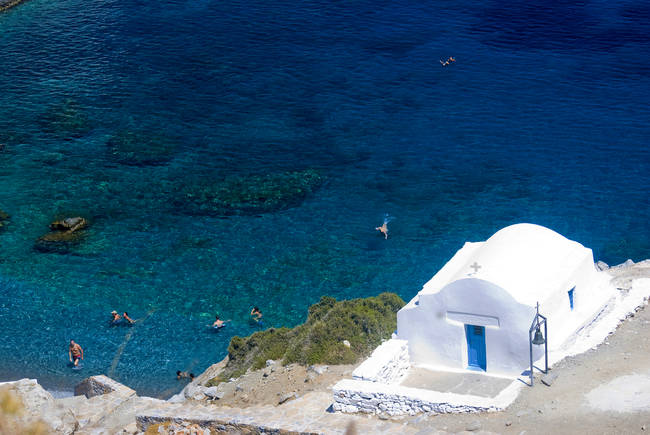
[[49, 216, 88, 232], [175, 169, 323, 216], [0, 209, 9, 229], [0, 0, 28, 12], [35, 216, 89, 253], [39, 99, 91, 139], [106, 130, 176, 166]]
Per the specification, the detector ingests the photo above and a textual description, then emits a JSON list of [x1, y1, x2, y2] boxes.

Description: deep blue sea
[[1, 0, 648, 397]]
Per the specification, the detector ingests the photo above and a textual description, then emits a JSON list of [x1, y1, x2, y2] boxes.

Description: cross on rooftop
[[470, 262, 482, 273]]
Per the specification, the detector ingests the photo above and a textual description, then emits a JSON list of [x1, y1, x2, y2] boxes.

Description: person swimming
[[110, 310, 121, 325], [440, 56, 456, 66], [176, 370, 195, 381], [375, 214, 393, 239], [212, 315, 227, 329], [250, 307, 262, 322], [123, 312, 135, 325]]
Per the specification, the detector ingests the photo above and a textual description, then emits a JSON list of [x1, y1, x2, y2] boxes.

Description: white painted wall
[[398, 278, 540, 376], [397, 224, 615, 377], [352, 339, 409, 384]]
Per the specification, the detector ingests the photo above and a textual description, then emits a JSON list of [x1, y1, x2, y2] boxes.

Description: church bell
[[532, 327, 545, 345]]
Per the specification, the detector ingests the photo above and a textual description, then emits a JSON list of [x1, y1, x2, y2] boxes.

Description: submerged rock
[[0, 0, 29, 12], [175, 169, 323, 216], [39, 98, 91, 139], [0, 208, 9, 229], [50, 216, 88, 232], [106, 130, 176, 166], [35, 216, 89, 253]]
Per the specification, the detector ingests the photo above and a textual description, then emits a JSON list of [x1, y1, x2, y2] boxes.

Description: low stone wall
[[332, 378, 519, 416], [136, 414, 317, 435], [351, 339, 409, 384]]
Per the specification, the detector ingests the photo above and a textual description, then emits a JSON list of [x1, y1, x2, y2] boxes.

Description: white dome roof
[[422, 224, 593, 306]]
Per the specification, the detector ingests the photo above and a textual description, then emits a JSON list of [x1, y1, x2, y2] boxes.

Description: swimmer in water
[[250, 307, 262, 322], [212, 315, 227, 328], [440, 56, 456, 67], [110, 310, 121, 325], [176, 371, 195, 381], [375, 214, 393, 239], [123, 312, 135, 325]]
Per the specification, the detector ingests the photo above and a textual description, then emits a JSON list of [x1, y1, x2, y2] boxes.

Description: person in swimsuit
[[375, 221, 388, 239], [123, 312, 135, 324], [250, 307, 262, 322], [375, 214, 393, 239], [176, 371, 195, 381], [212, 315, 225, 328], [110, 310, 121, 324], [69, 340, 84, 367], [439, 56, 456, 66]]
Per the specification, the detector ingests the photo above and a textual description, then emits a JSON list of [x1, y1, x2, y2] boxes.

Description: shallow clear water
[[0, 0, 648, 397]]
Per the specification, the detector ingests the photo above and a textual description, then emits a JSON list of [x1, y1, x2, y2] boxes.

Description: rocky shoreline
[[0, 0, 27, 12], [1, 259, 649, 434]]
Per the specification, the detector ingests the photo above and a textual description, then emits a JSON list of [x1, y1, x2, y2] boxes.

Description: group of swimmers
[[210, 306, 262, 330], [68, 217, 390, 374]]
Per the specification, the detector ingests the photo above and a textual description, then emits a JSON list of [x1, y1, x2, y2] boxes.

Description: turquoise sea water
[[1, 0, 649, 397]]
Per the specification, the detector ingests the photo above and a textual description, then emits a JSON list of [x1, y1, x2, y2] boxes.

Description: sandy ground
[[190, 300, 650, 434]]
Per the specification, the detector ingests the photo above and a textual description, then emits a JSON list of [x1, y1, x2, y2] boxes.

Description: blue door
[[465, 324, 487, 371]]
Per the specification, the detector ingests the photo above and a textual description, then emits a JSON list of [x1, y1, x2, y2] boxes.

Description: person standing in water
[[68, 340, 84, 367]]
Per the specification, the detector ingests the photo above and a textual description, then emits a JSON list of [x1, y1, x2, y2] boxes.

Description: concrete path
[[400, 367, 514, 398]]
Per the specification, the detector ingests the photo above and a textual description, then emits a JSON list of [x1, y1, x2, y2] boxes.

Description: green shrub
[[213, 292, 405, 382]]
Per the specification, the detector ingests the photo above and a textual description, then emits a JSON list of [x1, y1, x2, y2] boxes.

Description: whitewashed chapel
[[396, 223, 612, 376]]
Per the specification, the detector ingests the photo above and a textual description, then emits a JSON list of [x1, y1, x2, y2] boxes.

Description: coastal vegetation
[[208, 292, 405, 384], [175, 169, 323, 216], [0, 209, 8, 230]]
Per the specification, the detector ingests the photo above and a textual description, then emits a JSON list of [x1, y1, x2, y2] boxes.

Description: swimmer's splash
[[375, 213, 394, 239]]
